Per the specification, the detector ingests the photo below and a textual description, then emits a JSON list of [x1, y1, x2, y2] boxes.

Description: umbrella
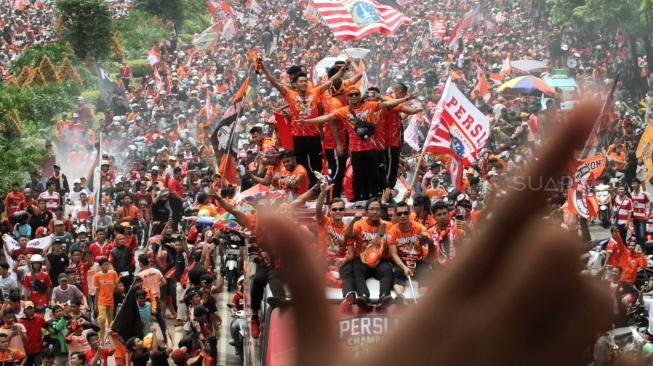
[[341, 48, 371, 59], [497, 75, 554, 96], [314, 56, 345, 79], [510, 59, 547, 73]]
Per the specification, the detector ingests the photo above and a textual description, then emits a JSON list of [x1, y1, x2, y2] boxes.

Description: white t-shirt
[[0, 273, 18, 298]]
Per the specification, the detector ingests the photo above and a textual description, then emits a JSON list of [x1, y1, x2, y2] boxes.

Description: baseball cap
[[24, 301, 34, 309], [53, 220, 64, 226]]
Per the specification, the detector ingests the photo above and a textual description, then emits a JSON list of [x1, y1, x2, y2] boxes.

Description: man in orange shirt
[[92, 258, 119, 340], [315, 182, 354, 310], [344, 198, 393, 310], [0, 333, 25, 364], [260, 57, 349, 187], [277, 150, 308, 199], [619, 236, 648, 289], [301, 86, 416, 200], [388, 202, 430, 303], [117, 195, 140, 224]]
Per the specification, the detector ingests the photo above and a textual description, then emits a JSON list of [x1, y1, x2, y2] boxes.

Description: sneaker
[[394, 294, 406, 306], [340, 292, 355, 312], [251, 319, 260, 338], [356, 296, 373, 311], [376, 295, 393, 312]]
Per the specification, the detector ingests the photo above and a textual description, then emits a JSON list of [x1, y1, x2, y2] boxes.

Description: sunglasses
[[331, 207, 345, 212], [395, 211, 410, 217], [347, 93, 361, 97]]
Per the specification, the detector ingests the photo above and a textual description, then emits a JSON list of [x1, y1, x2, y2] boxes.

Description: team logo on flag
[[349, 1, 380, 25], [451, 136, 464, 157]]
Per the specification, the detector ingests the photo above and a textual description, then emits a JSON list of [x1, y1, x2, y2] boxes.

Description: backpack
[[350, 105, 375, 140]]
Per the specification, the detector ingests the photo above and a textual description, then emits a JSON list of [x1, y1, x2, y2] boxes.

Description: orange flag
[[471, 76, 490, 99]]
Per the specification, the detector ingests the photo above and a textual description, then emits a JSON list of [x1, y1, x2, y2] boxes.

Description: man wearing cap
[[52, 220, 74, 253], [260, 58, 350, 187], [300, 86, 417, 200], [19, 300, 47, 366], [72, 192, 93, 226], [51, 273, 85, 306], [68, 179, 89, 205]]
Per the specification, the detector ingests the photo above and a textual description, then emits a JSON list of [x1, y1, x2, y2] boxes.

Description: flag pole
[[409, 153, 424, 189], [92, 132, 102, 238], [220, 101, 243, 179]]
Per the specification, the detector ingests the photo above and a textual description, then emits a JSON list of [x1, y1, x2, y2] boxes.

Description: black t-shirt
[[151, 200, 170, 222], [150, 349, 168, 366], [47, 252, 69, 284], [131, 349, 149, 366]]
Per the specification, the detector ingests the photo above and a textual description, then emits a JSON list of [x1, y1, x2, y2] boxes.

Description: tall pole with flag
[[91, 132, 102, 235]]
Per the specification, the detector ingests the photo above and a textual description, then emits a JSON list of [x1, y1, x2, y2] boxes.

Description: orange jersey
[[349, 219, 392, 256], [387, 221, 428, 261], [333, 101, 383, 152], [317, 216, 347, 259], [282, 86, 322, 136], [620, 251, 647, 284], [278, 164, 309, 195]]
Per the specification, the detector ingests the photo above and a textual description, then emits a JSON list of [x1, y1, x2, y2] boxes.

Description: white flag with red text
[[424, 77, 489, 165]]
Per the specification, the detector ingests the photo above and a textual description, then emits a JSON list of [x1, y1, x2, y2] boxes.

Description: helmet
[[30, 254, 45, 263], [76, 226, 88, 234], [197, 209, 211, 218]]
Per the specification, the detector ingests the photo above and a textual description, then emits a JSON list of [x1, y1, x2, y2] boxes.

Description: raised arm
[[259, 57, 285, 94], [380, 92, 416, 109], [299, 113, 338, 124], [317, 59, 352, 94], [315, 182, 330, 223], [400, 104, 423, 115], [214, 194, 249, 228]]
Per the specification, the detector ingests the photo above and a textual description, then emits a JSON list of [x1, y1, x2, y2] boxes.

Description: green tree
[[133, 0, 183, 28], [56, 0, 113, 61], [8, 42, 78, 76], [113, 10, 170, 59], [0, 136, 46, 201]]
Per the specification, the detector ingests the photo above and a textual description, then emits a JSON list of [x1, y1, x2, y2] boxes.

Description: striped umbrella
[[497, 75, 555, 96]]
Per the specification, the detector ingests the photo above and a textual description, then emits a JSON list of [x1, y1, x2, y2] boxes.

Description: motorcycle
[[222, 241, 242, 292], [595, 183, 612, 229], [229, 309, 247, 364]]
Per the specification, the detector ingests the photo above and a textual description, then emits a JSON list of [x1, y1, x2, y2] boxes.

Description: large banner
[[438, 78, 490, 165]]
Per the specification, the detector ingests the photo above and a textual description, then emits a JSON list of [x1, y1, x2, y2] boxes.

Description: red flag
[[207, 0, 217, 16], [220, 0, 235, 17], [446, 21, 461, 50], [273, 111, 294, 150], [311, 0, 411, 40]]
